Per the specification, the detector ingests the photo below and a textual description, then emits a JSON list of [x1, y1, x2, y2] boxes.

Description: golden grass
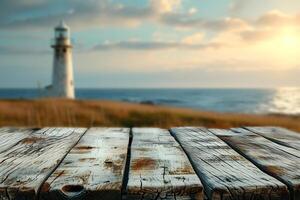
[[0, 99, 299, 132]]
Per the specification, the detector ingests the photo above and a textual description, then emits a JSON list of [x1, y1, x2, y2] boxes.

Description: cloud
[[160, 13, 249, 31], [235, 10, 300, 43], [188, 8, 198, 15], [230, 0, 300, 16], [4, 0, 296, 36], [159, 12, 203, 27], [2, 0, 208, 31], [240, 30, 274, 42], [256, 10, 300, 27], [0, 0, 251, 33], [229, 0, 246, 14], [0, 0, 154, 30], [92, 40, 223, 51], [150, 0, 181, 13], [181, 33, 204, 44], [0, 0, 184, 30], [204, 18, 249, 31], [0, 46, 50, 55]]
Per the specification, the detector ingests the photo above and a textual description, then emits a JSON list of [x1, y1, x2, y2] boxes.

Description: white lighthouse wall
[[51, 46, 75, 99]]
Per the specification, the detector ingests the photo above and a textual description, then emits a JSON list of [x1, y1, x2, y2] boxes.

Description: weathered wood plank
[[126, 128, 203, 200], [171, 127, 289, 200], [0, 127, 86, 200], [212, 128, 300, 200], [40, 128, 130, 200], [245, 126, 300, 150], [0, 127, 35, 153]]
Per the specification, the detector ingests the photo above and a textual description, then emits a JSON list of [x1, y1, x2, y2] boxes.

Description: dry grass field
[[0, 99, 299, 132]]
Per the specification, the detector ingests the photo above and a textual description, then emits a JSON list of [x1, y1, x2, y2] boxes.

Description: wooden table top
[[0, 126, 299, 200]]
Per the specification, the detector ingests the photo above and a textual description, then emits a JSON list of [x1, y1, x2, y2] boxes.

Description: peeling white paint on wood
[[0, 127, 86, 200], [217, 127, 300, 200], [126, 128, 203, 200], [245, 126, 300, 150], [172, 127, 288, 200], [40, 128, 130, 200]]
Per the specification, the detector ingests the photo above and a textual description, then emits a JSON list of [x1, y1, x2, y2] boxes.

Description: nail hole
[[61, 185, 85, 196]]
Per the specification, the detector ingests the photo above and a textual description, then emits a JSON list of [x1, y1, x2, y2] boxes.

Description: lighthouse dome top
[[55, 20, 70, 31]]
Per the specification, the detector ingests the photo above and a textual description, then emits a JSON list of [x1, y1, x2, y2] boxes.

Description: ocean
[[0, 88, 299, 115]]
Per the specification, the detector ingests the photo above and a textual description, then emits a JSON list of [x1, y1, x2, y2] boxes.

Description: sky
[[0, 0, 300, 88]]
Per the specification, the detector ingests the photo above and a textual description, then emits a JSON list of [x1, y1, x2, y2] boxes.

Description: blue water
[[0, 88, 299, 114]]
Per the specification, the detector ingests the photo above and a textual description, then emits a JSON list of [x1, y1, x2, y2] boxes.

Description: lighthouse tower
[[44, 21, 75, 99]]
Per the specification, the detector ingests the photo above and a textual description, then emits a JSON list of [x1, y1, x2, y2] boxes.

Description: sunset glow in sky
[[0, 0, 300, 88]]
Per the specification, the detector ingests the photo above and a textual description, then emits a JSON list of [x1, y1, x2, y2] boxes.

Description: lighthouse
[[44, 21, 75, 99]]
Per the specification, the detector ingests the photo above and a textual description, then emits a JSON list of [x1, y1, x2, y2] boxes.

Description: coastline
[[0, 98, 299, 132]]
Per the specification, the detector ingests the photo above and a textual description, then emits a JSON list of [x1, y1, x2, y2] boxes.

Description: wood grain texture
[[171, 127, 288, 200], [213, 128, 300, 200], [126, 128, 203, 200], [0, 127, 35, 153], [0, 127, 86, 200], [40, 128, 130, 200], [245, 126, 300, 150]]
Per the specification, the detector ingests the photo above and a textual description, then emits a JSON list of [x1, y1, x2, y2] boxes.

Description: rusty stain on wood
[[266, 165, 285, 176], [131, 158, 157, 170], [20, 136, 44, 144], [74, 145, 94, 150], [104, 156, 125, 173], [40, 182, 51, 193], [169, 164, 195, 175], [79, 157, 96, 162], [126, 128, 203, 200]]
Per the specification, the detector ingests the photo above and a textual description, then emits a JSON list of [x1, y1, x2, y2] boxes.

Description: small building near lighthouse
[[43, 21, 75, 99]]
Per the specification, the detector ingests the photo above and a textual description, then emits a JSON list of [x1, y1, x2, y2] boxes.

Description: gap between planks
[[121, 128, 133, 196], [244, 126, 300, 151]]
